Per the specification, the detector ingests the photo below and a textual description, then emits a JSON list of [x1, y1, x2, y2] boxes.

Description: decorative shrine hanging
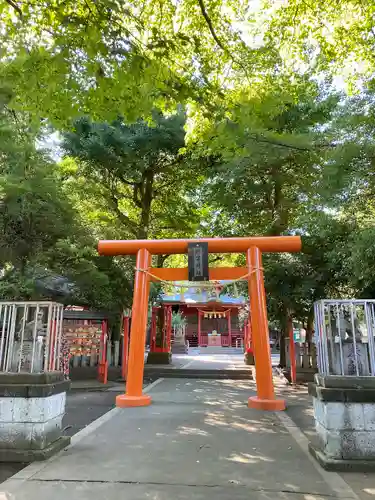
[[202, 309, 229, 319]]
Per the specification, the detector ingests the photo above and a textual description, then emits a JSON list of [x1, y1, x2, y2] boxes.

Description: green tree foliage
[[266, 214, 354, 321], [0, 108, 74, 272], [260, 0, 375, 86], [61, 112, 204, 244], [261, 212, 355, 366], [318, 90, 375, 209], [196, 80, 339, 236], [0, 109, 132, 310], [0, 0, 280, 124], [0, 144, 75, 272]]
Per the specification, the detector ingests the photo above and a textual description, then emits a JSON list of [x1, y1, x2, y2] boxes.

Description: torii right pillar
[[247, 247, 285, 411]]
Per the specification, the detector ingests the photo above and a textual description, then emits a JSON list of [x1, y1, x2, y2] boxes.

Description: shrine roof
[[160, 287, 245, 306], [63, 307, 109, 320]]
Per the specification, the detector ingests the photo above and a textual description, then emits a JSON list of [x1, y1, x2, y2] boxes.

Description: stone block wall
[[313, 398, 375, 459], [0, 393, 66, 450], [309, 374, 375, 471], [0, 372, 70, 462]]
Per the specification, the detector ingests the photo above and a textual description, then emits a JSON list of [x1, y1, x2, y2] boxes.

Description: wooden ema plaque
[[64, 322, 102, 358]]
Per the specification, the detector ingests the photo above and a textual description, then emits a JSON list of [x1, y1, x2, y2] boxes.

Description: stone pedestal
[[0, 372, 70, 462], [309, 374, 375, 471], [244, 352, 255, 365], [11, 340, 44, 372], [330, 341, 370, 376], [146, 351, 172, 365], [283, 367, 317, 383]]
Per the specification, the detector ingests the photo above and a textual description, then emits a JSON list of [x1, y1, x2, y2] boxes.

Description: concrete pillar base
[[0, 372, 70, 462], [248, 396, 286, 411], [116, 394, 152, 407]]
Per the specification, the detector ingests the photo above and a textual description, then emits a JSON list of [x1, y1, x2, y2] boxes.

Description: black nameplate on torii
[[188, 242, 209, 282]]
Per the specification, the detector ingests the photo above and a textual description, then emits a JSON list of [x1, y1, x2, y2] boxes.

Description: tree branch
[[83, 0, 95, 17], [153, 178, 182, 194], [5, 0, 22, 17], [243, 133, 333, 152], [133, 184, 143, 208], [151, 157, 183, 175], [247, 134, 314, 152], [156, 254, 169, 268], [117, 174, 137, 187], [196, 0, 226, 52], [196, 0, 251, 81], [209, 256, 224, 263], [108, 193, 138, 235]]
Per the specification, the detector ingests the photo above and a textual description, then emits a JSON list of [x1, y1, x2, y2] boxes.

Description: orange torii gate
[[98, 236, 302, 411]]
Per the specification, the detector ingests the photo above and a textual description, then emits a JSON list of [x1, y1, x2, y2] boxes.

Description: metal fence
[[0, 301, 64, 373], [285, 341, 318, 371], [314, 299, 375, 376]]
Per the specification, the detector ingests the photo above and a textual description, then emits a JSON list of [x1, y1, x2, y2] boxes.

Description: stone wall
[[309, 374, 375, 471]]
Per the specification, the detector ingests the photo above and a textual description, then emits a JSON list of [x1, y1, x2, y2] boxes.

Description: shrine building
[[160, 283, 246, 349]]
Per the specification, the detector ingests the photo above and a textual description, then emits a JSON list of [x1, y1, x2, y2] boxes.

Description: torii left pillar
[[247, 247, 285, 410], [116, 248, 152, 407]]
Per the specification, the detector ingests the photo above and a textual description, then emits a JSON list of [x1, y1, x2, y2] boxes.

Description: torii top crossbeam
[[98, 236, 301, 255]]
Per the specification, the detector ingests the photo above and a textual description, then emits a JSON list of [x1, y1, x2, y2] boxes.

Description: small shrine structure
[[160, 283, 246, 349]]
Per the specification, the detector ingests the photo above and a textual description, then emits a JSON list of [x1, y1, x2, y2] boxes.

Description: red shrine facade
[[160, 285, 247, 349]]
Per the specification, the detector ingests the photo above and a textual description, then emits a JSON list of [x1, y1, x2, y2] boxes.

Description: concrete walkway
[[163, 352, 253, 371], [167, 352, 280, 369], [1, 377, 358, 500], [147, 352, 278, 371]]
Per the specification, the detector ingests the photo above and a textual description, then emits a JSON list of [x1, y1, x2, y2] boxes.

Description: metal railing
[[235, 338, 244, 349], [314, 299, 375, 376], [0, 301, 64, 373]]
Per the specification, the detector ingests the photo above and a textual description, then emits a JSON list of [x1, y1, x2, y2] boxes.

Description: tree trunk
[[306, 309, 314, 347], [278, 308, 290, 368], [19, 256, 28, 276], [136, 169, 154, 239], [266, 166, 289, 236], [279, 329, 286, 368], [156, 254, 169, 268]]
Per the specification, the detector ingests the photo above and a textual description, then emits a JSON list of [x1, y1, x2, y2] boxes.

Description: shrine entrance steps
[[171, 341, 188, 354], [143, 352, 252, 380], [198, 346, 243, 355], [142, 366, 253, 380]]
